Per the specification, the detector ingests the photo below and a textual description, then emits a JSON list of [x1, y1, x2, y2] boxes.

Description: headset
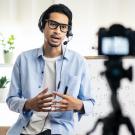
[[38, 11, 73, 39]]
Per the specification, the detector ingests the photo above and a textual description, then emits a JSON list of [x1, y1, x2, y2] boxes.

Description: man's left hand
[[51, 92, 83, 112]]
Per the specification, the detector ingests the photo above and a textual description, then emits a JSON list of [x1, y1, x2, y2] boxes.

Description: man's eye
[[50, 22, 57, 27], [61, 25, 68, 29]]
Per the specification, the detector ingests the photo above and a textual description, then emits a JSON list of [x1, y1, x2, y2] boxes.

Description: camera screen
[[102, 36, 129, 55]]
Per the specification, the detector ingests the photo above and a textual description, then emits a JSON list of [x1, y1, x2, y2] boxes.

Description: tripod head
[[101, 57, 132, 91]]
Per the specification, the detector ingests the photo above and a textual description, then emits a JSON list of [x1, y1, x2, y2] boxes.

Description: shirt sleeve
[[77, 58, 95, 120], [6, 55, 32, 118]]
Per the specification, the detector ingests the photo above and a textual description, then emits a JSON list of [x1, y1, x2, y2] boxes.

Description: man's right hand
[[24, 88, 54, 112]]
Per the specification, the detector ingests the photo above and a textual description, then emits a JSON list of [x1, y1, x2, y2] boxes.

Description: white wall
[[1, 0, 135, 59]]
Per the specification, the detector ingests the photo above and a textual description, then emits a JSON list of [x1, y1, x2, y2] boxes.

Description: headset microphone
[[63, 32, 73, 45], [63, 41, 68, 45]]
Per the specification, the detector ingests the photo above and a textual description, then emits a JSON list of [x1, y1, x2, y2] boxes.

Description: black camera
[[98, 24, 135, 56]]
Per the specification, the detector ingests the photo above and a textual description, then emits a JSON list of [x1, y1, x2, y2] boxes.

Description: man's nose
[[54, 25, 61, 33]]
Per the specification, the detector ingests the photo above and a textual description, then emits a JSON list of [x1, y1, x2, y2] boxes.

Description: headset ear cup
[[67, 30, 73, 37], [67, 25, 73, 37], [66, 31, 69, 37], [38, 13, 45, 32]]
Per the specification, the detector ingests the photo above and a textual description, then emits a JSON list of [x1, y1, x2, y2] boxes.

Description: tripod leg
[[86, 118, 103, 135], [122, 117, 135, 135]]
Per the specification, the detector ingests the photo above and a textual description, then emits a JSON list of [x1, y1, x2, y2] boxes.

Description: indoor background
[[0, 0, 135, 135]]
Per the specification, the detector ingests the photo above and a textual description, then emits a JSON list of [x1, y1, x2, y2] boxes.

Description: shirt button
[[38, 86, 41, 88], [42, 71, 44, 74]]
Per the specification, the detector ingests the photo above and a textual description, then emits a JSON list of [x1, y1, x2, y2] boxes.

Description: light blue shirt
[[6, 46, 95, 135]]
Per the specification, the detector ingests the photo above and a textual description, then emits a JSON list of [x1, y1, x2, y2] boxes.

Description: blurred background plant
[[0, 76, 9, 88], [0, 33, 15, 64], [0, 33, 15, 53], [0, 76, 10, 102]]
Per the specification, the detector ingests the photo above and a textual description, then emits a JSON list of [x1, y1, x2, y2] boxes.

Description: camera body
[[98, 24, 135, 56]]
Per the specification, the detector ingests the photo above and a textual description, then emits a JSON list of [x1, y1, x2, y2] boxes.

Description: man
[[6, 4, 95, 135]]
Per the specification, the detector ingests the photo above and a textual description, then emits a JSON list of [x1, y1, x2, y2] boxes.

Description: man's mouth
[[51, 36, 61, 42], [51, 36, 60, 39]]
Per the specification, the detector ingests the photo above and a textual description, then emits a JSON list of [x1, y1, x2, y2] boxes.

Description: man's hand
[[51, 92, 83, 112], [24, 88, 54, 112]]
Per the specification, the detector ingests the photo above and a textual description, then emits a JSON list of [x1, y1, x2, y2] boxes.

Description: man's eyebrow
[[49, 19, 69, 25]]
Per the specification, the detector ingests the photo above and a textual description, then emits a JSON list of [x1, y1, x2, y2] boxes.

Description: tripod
[[87, 58, 135, 135]]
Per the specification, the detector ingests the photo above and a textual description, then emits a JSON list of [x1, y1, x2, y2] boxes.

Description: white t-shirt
[[22, 55, 61, 134]]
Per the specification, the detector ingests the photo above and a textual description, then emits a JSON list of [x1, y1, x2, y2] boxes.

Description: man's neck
[[43, 44, 62, 58]]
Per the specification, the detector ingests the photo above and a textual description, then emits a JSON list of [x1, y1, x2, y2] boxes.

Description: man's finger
[[39, 98, 53, 104], [51, 104, 67, 109], [40, 93, 54, 100], [53, 92, 67, 99], [52, 99, 68, 105], [51, 108, 67, 112], [39, 108, 52, 112], [39, 88, 48, 95], [39, 102, 53, 108]]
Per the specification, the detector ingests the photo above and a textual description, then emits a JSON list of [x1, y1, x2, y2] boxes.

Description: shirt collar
[[37, 47, 44, 58], [37, 45, 70, 61]]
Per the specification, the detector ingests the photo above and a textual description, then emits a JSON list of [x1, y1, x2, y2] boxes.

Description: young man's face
[[43, 12, 69, 48]]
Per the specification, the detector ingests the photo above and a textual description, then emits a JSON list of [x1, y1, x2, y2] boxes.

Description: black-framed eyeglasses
[[45, 19, 71, 33]]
